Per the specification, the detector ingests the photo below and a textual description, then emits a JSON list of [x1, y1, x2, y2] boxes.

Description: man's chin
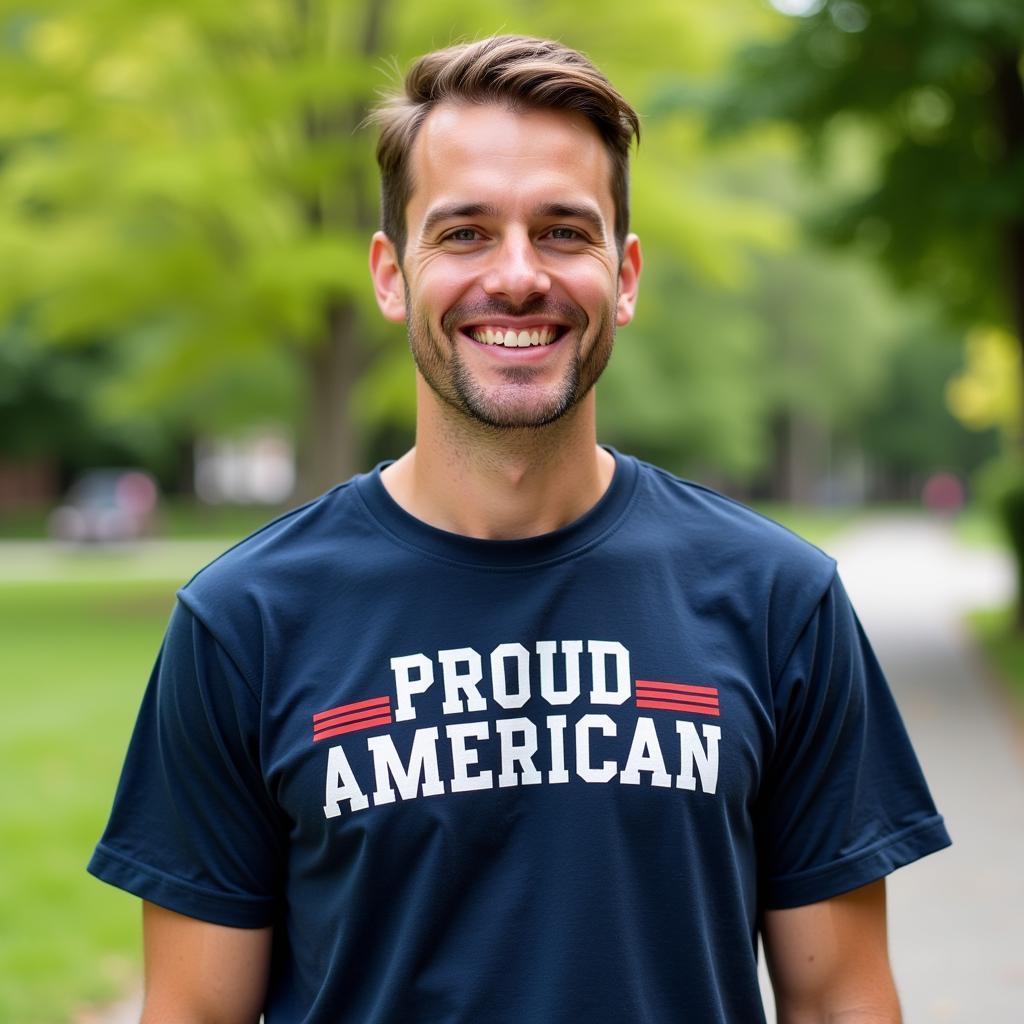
[[457, 401, 575, 431], [450, 384, 581, 430]]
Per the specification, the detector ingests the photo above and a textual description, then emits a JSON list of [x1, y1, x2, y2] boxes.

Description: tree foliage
[[0, 0, 990, 501], [1, 0, 387, 494], [1, 0, 799, 491], [712, 0, 1024, 357]]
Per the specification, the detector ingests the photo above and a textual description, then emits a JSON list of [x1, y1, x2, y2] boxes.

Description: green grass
[[752, 503, 864, 549], [157, 498, 289, 539], [0, 571, 210, 1022], [968, 604, 1024, 710], [0, 499, 284, 541], [953, 505, 1008, 550]]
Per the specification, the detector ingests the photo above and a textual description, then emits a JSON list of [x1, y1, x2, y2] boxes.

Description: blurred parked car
[[48, 469, 160, 543]]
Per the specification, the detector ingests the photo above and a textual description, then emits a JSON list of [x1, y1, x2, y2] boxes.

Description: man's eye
[[445, 228, 480, 242], [548, 227, 582, 240]]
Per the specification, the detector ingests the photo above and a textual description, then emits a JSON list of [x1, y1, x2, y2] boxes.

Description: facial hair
[[406, 292, 615, 430]]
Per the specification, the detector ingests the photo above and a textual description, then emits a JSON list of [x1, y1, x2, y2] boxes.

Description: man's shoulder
[[176, 476, 368, 622], [630, 457, 835, 575], [625, 457, 840, 662]]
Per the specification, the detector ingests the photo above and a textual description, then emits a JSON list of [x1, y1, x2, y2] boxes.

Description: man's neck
[[380, 389, 615, 541]]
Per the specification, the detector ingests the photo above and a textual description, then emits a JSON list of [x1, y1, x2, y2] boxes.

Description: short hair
[[370, 35, 640, 261]]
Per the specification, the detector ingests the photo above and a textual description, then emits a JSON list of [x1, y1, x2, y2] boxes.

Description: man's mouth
[[466, 325, 564, 348]]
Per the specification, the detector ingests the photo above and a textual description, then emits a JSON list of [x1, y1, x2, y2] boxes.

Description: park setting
[[2, 0, 1024, 1021]]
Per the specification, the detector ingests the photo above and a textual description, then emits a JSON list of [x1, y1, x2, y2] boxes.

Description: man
[[90, 35, 950, 1023]]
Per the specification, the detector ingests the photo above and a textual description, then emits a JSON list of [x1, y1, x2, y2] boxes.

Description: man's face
[[370, 101, 641, 429]]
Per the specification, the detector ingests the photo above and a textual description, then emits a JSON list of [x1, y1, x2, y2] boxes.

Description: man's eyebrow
[[419, 201, 608, 239], [533, 202, 606, 237], [420, 203, 501, 238]]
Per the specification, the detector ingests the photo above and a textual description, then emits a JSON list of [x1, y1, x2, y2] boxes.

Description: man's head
[[371, 35, 640, 263], [367, 36, 642, 431]]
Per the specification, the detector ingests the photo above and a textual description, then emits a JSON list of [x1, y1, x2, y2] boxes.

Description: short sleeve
[[757, 573, 950, 909], [88, 601, 286, 927]]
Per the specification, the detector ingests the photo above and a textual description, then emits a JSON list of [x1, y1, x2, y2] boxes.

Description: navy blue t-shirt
[[89, 451, 950, 1022]]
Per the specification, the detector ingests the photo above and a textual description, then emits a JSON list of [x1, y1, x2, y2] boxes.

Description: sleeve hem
[[87, 843, 276, 928], [762, 814, 952, 910]]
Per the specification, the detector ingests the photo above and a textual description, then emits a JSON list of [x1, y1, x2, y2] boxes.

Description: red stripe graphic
[[314, 695, 390, 723], [314, 714, 394, 742], [636, 699, 720, 717], [313, 695, 392, 742], [634, 680, 720, 717], [636, 690, 719, 708], [635, 679, 718, 697], [315, 706, 392, 732]]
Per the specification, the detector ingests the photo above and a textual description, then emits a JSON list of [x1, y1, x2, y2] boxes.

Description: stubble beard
[[406, 293, 615, 431]]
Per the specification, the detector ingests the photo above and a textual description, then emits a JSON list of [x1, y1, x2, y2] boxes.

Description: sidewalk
[[763, 514, 1023, 1022]]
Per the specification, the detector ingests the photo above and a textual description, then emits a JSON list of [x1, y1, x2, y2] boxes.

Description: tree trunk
[[994, 53, 1024, 421], [770, 410, 824, 504], [993, 51, 1024, 627], [292, 0, 388, 500], [299, 300, 361, 499]]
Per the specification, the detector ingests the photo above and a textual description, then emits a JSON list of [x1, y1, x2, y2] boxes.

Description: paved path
[[0, 539, 227, 584], [760, 514, 1023, 1022]]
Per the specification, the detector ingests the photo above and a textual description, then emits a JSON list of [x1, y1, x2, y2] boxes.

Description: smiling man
[[381, 101, 628, 432], [90, 35, 950, 1024]]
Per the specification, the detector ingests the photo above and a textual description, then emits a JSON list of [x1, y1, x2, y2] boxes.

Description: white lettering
[[539, 639, 583, 705], [439, 647, 487, 715], [491, 642, 531, 709], [619, 716, 671, 788], [676, 722, 720, 794], [588, 640, 631, 705], [390, 653, 434, 722], [496, 717, 542, 788], [575, 713, 618, 783], [546, 714, 570, 784], [447, 721, 493, 792], [322, 743, 369, 816], [367, 728, 445, 804]]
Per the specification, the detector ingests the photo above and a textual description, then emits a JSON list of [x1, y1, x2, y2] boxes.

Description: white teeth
[[470, 326, 558, 347]]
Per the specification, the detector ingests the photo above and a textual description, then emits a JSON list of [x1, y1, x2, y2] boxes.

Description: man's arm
[[762, 879, 901, 1024], [140, 901, 272, 1024]]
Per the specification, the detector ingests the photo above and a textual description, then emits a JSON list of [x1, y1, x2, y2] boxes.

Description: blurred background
[[1, 0, 1023, 1020]]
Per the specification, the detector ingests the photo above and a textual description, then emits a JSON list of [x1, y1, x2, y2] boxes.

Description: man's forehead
[[406, 101, 614, 228], [415, 99, 600, 153]]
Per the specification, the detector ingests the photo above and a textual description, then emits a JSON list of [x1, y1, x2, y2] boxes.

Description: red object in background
[[48, 469, 159, 542], [921, 472, 965, 515]]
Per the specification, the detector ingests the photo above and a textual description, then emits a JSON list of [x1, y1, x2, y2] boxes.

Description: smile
[[468, 326, 562, 348]]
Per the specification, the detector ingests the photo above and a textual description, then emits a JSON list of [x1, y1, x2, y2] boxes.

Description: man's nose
[[481, 230, 551, 304]]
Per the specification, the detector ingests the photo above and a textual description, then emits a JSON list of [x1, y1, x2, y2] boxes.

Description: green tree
[[1, 0, 387, 496], [710, 0, 1024, 599], [713, 0, 1024, 348], [2, 0, 796, 496], [862, 321, 1000, 499]]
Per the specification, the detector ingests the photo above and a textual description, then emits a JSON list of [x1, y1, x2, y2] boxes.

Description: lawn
[[752, 502, 862, 549], [968, 604, 1024, 710], [0, 499, 283, 542], [0, 568, 218, 1021]]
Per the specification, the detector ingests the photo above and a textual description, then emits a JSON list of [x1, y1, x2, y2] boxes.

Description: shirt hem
[[88, 843, 275, 928], [762, 814, 952, 909]]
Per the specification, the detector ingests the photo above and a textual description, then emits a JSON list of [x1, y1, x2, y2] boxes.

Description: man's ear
[[369, 231, 406, 323], [615, 233, 642, 327]]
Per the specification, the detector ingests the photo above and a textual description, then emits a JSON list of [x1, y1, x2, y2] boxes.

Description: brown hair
[[370, 35, 640, 261]]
